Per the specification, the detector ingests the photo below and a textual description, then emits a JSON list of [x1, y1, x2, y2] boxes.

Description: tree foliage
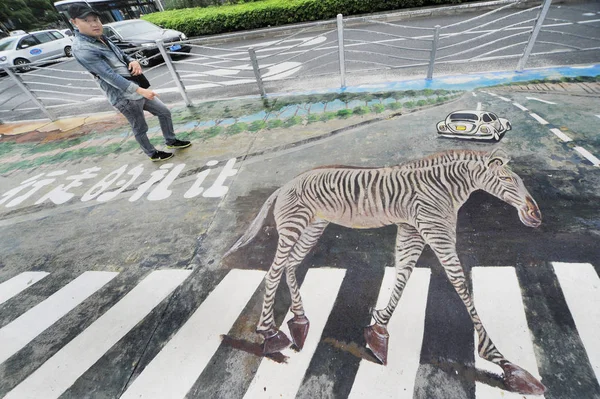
[[0, 0, 59, 32]]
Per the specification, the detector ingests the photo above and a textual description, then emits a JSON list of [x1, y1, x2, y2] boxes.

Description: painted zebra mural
[[225, 149, 546, 395]]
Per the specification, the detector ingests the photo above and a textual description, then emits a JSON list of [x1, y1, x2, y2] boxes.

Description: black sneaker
[[167, 139, 191, 149], [150, 150, 174, 162]]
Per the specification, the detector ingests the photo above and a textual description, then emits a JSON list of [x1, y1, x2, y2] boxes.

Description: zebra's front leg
[[257, 237, 293, 354], [365, 223, 425, 365], [424, 232, 546, 395], [284, 219, 329, 350]]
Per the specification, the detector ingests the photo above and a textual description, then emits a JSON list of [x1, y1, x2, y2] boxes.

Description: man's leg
[[142, 97, 180, 146], [115, 98, 158, 157]]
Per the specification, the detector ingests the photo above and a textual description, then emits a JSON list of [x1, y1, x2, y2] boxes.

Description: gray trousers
[[114, 97, 177, 156]]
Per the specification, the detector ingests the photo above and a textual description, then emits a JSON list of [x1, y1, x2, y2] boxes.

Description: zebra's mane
[[396, 150, 486, 171], [310, 150, 486, 172]]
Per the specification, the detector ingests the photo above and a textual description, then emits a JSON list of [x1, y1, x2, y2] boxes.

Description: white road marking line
[[476, 102, 482, 110], [512, 102, 528, 111], [4, 270, 191, 399], [573, 147, 600, 166], [552, 263, 600, 383], [595, 115, 600, 119], [472, 92, 477, 97], [550, 128, 573, 142], [120, 269, 266, 399], [473, 267, 544, 399], [0, 271, 118, 365], [526, 97, 556, 105], [0, 272, 49, 305], [349, 267, 430, 399], [529, 113, 549, 125], [488, 92, 498, 97], [243, 268, 346, 399], [498, 95, 511, 102]]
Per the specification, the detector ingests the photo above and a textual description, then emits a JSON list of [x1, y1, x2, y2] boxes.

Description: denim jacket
[[72, 30, 143, 105]]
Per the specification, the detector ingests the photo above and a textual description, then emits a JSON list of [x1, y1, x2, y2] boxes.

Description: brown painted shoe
[[364, 323, 389, 365], [287, 315, 310, 350], [501, 362, 546, 395], [261, 329, 292, 355]]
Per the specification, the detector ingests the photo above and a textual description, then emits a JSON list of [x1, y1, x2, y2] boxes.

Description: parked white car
[[0, 30, 73, 73], [437, 110, 512, 141]]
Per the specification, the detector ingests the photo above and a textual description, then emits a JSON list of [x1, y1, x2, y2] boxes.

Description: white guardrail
[[1, 0, 599, 121]]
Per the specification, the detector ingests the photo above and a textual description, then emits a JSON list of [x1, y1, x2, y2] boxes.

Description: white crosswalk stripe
[[473, 267, 544, 399], [0, 272, 49, 305], [4, 270, 191, 399], [121, 269, 265, 399], [349, 267, 430, 399], [552, 262, 600, 383], [0, 263, 598, 398], [0, 271, 118, 364], [243, 268, 346, 399]]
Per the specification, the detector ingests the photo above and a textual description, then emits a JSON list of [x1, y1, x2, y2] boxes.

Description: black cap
[[68, 4, 100, 19]]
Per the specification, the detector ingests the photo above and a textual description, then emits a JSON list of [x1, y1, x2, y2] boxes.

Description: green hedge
[[143, 0, 464, 37]]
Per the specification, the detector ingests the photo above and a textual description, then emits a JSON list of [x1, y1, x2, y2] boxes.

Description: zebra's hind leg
[[284, 219, 329, 350], [365, 224, 425, 365], [257, 235, 294, 354], [426, 240, 546, 395]]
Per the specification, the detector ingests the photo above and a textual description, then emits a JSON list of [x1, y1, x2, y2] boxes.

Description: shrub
[[226, 122, 248, 134], [353, 106, 370, 115], [249, 120, 267, 131], [416, 99, 427, 106], [205, 125, 224, 137], [386, 101, 403, 110], [144, 0, 460, 37], [371, 103, 385, 113], [283, 116, 303, 127], [267, 119, 283, 129], [336, 109, 353, 118], [307, 114, 320, 123], [320, 112, 336, 121]]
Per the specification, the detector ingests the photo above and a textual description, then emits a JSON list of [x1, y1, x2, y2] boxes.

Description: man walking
[[69, 4, 191, 161]]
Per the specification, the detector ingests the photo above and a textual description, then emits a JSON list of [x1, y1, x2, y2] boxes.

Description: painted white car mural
[[0, 30, 73, 72], [437, 110, 512, 141]]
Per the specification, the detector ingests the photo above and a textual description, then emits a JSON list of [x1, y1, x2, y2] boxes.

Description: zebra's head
[[479, 149, 542, 228]]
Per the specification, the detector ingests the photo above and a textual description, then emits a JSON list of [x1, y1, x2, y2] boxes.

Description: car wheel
[[64, 46, 72, 57], [14, 58, 31, 72], [134, 52, 151, 67], [506, 121, 512, 131]]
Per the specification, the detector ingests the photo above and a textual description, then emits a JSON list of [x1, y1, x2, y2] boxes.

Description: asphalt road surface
[[0, 85, 598, 397]]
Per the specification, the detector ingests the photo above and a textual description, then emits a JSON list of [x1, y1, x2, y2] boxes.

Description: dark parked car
[[102, 20, 191, 67]]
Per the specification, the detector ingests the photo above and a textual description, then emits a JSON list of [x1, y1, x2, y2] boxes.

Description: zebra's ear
[[485, 148, 511, 168]]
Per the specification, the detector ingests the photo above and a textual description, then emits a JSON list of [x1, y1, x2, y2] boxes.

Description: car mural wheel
[[134, 52, 151, 67], [14, 58, 31, 72], [506, 121, 512, 131], [64, 46, 72, 57]]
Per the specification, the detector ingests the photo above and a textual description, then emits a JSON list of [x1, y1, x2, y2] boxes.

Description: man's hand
[[128, 60, 142, 76], [136, 87, 158, 100]]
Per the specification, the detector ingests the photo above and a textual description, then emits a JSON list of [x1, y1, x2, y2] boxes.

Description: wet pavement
[[0, 65, 599, 398]]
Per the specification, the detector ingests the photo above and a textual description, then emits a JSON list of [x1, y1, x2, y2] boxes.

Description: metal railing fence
[[1, 0, 597, 122]]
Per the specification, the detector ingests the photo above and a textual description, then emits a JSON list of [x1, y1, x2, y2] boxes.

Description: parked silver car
[[0, 30, 73, 72]]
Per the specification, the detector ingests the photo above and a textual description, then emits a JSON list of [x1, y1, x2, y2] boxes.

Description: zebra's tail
[[223, 188, 281, 258]]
